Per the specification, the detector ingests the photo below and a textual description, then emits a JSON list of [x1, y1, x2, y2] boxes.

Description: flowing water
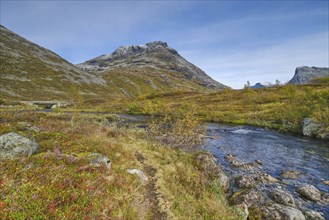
[[205, 123, 329, 218]]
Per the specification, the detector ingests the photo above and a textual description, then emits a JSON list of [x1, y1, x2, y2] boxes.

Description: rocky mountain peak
[[77, 41, 226, 89], [289, 66, 329, 84]]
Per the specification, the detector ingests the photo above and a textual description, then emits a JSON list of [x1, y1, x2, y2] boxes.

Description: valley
[[1, 24, 329, 220]]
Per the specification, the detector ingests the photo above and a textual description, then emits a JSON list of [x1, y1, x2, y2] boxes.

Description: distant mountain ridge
[[77, 41, 226, 89], [289, 66, 329, 84]]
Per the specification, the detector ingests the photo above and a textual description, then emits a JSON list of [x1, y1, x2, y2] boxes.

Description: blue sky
[[1, 1, 328, 88]]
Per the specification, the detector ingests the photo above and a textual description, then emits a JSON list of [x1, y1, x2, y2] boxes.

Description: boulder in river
[[304, 210, 325, 220], [269, 188, 295, 207], [296, 184, 321, 201], [0, 132, 39, 160], [262, 204, 306, 220], [281, 170, 301, 179]]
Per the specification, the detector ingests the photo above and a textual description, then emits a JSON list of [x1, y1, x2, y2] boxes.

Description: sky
[[1, 1, 328, 89]]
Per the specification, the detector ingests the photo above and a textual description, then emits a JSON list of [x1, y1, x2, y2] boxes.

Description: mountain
[[77, 41, 226, 89], [250, 83, 266, 89], [0, 25, 226, 101], [0, 25, 109, 100], [289, 66, 329, 84]]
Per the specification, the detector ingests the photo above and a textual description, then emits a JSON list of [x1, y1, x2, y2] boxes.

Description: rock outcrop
[[289, 66, 329, 84], [0, 132, 39, 160]]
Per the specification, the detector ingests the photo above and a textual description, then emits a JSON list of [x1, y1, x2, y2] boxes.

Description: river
[[205, 123, 329, 218]]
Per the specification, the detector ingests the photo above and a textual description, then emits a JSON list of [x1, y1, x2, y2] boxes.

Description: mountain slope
[[77, 41, 226, 89], [0, 25, 109, 100], [289, 66, 329, 84], [1, 26, 226, 101]]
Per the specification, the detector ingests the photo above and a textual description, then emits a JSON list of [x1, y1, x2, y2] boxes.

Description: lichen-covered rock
[[86, 153, 111, 169], [296, 184, 321, 201], [304, 210, 325, 220], [269, 188, 295, 207], [302, 118, 329, 139], [231, 188, 266, 208], [18, 122, 41, 132], [235, 175, 260, 188], [0, 132, 39, 160], [263, 204, 306, 220], [302, 118, 321, 137]]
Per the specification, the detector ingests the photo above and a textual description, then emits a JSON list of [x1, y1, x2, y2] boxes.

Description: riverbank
[[124, 84, 329, 139], [0, 111, 242, 219]]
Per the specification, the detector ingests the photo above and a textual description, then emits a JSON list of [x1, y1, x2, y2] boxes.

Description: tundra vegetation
[[0, 80, 328, 219]]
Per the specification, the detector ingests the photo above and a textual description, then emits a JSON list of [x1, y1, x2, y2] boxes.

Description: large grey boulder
[[304, 210, 325, 220], [296, 184, 321, 201], [263, 204, 306, 220], [0, 132, 39, 160], [302, 118, 329, 139], [269, 188, 295, 207], [302, 118, 321, 137], [289, 66, 329, 84]]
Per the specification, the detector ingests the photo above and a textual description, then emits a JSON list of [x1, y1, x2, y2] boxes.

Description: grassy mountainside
[[0, 26, 223, 101], [0, 25, 108, 100]]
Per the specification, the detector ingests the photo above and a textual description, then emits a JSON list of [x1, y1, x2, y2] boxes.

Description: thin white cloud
[[181, 31, 328, 88]]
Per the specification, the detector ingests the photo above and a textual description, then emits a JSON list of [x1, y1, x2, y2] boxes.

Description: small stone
[[304, 210, 325, 220], [296, 184, 321, 201], [86, 153, 111, 169], [127, 169, 148, 182], [322, 180, 329, 186]]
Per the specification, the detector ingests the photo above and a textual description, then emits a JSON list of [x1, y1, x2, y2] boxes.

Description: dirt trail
[[135, 152, 167, 220]]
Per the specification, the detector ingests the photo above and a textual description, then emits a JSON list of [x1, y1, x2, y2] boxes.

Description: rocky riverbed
[[205, 124, 329, 219]]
